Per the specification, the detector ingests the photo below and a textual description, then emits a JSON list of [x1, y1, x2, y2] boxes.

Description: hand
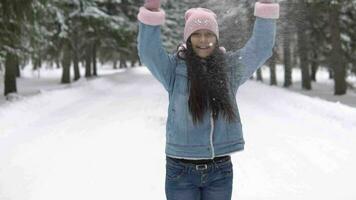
[[144, 0, 160, 11], [258, 0, 274, 3]]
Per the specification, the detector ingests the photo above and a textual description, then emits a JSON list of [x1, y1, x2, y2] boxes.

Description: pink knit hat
[[184, 8, 219, 42]]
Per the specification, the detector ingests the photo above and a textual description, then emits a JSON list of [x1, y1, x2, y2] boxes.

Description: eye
[[206, 32, 214, 37]]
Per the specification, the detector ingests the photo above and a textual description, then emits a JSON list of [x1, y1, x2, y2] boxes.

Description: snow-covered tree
[[0, 0, 47, 97], [160, 0, 191, 52]]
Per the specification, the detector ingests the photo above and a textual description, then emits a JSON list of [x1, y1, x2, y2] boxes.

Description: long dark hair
[[177, 38, 237, 125]]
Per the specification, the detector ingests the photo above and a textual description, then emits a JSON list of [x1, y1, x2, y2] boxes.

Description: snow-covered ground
[[1, 64, 355, 108], [260, 65, 356, 108], [0, 63, 126, 105], [1, 66, 356, 200]]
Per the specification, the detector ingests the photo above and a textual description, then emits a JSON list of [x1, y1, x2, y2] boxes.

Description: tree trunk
[[85, 46, 92, 77], [296, 1, 311, 90], [328, 68, 334, 79], [55, 58, 61, 69], [15, 58, 21, 78], [329, 3, 346, 95], [32, 56, 42, 71], [61, 42, 71, 84], [131, 60, 136, 67], [295, 1, 312, 90], [283, 27, 292, 87], [256, 68, 263, 82], [291, 45, 298, 71], [119, 58, 127, 68], [72, 38, 80, 81], [113, 60, 117, 69], [4, 52, 18, 95], [73, 50, 80, 81], [310, 51, 318, 82], [72, 26, 81, 81], [297, 41, 311, 90], [352, 64, 356, 75], [92, 42, 97, 76], [269, 52, 277, 86]]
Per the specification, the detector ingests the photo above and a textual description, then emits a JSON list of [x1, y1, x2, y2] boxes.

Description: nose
[[199, 35, 207, 43]]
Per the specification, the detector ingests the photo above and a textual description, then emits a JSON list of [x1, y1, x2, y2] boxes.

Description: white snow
[[0, 63, 125, 105], [1, 66, 356, 200], [259, 65, 356, 108]]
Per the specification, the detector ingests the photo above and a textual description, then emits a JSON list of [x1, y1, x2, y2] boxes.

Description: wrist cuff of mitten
[[137, 6, 165, 26], [254, 2, 280, 19]]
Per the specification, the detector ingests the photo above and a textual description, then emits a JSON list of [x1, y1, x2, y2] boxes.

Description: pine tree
[[161, 0, 191, 52], [0, 0, 43, 97], [329, 0, 347, 95]]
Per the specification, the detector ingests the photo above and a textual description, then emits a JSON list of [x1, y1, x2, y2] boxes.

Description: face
[[190, 29, 217, 58]]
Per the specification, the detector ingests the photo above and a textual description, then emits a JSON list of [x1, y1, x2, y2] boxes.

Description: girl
[[137, 0, 279, 199]]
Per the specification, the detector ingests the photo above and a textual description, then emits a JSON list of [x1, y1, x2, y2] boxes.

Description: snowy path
[[1, 67, 356, 200]]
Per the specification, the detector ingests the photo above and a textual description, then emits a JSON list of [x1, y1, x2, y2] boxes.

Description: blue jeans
[[165, 156, 233, 200]]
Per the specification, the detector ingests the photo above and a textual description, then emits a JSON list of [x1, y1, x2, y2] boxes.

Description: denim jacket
[[137, 7, 277, 159]]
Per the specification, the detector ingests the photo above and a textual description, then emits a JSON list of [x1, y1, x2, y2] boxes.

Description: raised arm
[[137, 0, 175, 92], [230, 1, 280, 87]]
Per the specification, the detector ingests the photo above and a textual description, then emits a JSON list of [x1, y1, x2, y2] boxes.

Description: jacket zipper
[[210, 112, 215, 159]]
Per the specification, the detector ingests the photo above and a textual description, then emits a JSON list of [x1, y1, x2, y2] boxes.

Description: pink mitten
[[144, 0, 160, 10]]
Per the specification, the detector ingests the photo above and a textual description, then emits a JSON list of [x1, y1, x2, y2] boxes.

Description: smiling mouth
[[197, 46, 211, 50], [197, 42, 214, 50]]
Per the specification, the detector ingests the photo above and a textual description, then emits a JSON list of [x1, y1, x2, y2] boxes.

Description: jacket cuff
[[254, 2, 280, 19], [137, 6, 165, 26]]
